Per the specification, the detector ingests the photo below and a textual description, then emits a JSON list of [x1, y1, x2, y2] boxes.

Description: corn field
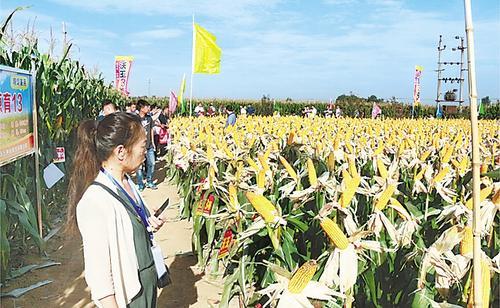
[[165, 115, 499, 307], [0, 11, 126, 281]]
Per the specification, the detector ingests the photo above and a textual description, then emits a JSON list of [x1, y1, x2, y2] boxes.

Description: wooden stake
[[463, 0, 482, 307]]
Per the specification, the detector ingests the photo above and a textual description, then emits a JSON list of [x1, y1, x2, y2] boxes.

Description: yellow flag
[[193, 23, 221, 74], [179, 74, 186, 114]]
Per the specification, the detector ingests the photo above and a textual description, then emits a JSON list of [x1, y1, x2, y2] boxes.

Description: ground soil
[[1, 161, 232, 307]]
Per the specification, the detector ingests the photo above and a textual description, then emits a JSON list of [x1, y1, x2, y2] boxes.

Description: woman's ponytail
[[66, 120, 100, 234]]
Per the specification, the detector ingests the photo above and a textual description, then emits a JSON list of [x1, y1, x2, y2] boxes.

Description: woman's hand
[[148, 215, 165, 232]]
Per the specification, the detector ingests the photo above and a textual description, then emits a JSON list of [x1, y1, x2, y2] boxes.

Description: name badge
[[151, 245, 167, 278]]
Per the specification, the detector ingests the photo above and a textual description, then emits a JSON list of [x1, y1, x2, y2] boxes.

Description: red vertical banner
[[115, 56, 134, 96]]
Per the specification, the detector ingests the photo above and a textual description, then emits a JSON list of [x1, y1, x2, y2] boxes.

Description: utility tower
[[435, 35, 467, 115]]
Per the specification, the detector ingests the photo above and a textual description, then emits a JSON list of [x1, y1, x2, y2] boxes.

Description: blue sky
[[2, 0, 499, 104]]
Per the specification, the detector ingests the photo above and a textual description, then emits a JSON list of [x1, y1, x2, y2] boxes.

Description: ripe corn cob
[[257, 169, 266, 189], [441, 144, 454, 164], [467, 256, 491, 308], [456, 157, 468, 176], [465, 186, 493, 210], [319, 217, 349, 249], [327, 152, 335, 172], [246, 157, 260, 172], [340, 175, 360, 208], [206, 145, 214, 161], [377, 158, 388, 179], [245, 192, 277, 223], [228, 184, 239, 212], [389, 198, 409, 220], [263, 146, 272, 162], [258, 154, 271, 172], [481, 256, 491, 308], [288, 260, 318, 294], [375, 184, 396, 211], [307, 158, 318, 187], [432, 166, 450, 184], [414, 166, 427, 182], [419, 150, 431, 162], [279, 155, 298, 181], [287, 131, 295, 145], [373, 144, 384, 157], [460, 226, 473, 257]]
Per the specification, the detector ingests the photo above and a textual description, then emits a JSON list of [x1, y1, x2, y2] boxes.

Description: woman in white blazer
[[67, 112, 165, 308]]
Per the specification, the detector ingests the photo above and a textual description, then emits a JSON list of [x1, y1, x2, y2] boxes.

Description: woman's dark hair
[[66, 112, 143, 233]]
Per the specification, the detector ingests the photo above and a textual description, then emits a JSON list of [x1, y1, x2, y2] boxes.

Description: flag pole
[[189, 14, 195, 117], [463, 0, 482, 307]]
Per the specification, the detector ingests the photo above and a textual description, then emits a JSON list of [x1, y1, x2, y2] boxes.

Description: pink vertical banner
[[168, 91, 178, 115], [115, 56, 134, 96], [413, 65, 423, 107]]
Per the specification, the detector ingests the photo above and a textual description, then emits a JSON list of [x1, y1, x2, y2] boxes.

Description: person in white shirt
[[194, 103, 205, 117], [67, 112, 166, 308], [240, 105, 247, 116]]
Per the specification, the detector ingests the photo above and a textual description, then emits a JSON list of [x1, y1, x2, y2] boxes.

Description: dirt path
[[1, 162, 227, 307]]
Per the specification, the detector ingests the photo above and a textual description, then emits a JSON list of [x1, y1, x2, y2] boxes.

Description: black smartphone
[[154, 199, 169, 217]]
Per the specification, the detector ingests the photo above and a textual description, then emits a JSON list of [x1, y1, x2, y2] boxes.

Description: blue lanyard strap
[[100, 168, 153, 240]]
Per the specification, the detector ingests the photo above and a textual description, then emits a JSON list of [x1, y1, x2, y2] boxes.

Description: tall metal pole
[[463, 1, 483, 307], [31, 62, 43, 238], [458, 37, 466, 112], [189, 14, 195, 117], [435, 35, 445, 111]]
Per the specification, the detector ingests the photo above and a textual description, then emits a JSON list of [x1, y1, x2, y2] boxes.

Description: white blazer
[[77, 171, 143, 308]]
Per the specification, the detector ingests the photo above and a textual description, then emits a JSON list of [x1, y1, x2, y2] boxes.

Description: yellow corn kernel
[[279, 155, 298, 181], [441, 144, 454, 164], [327, 152, 335, 172], [245, 192, 278, 223], [432, 166, 450, 184], [419, 150, 431, 162], [319, 217, 349, 250], [288, 260, 318, 294], [257, 169, 266, 189], [460, 226, 473, 257], [181, 146, 188, 156], [414, 166, 427, 182], [465, 186, 493, 210], [287, 131, 295, 145], [375, 184, 396, 211], [206, 146, 214, 161], [345, 141, 354, 154], [228, 184, 239, 212], [467, 256, 492, 308], [481, 256, 491, 308], [307, 158, 318, 187], [340, 176, 360, 208], [373, 144, 384, 157], [389, 198, 409, 220], [222, 144, 233, 159], [377, 158, 388, 179], [246, 157, 260, 172], [263, 146, 272, 162], [258, 154, 271, 172]]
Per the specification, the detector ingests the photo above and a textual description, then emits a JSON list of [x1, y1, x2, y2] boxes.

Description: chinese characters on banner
[[413, 65, 424, 107], [0, 66, 35, 166], [115, 56, 134, 96]]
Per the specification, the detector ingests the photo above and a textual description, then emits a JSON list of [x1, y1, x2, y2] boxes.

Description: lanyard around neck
[[100, 168, 153, 240]]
